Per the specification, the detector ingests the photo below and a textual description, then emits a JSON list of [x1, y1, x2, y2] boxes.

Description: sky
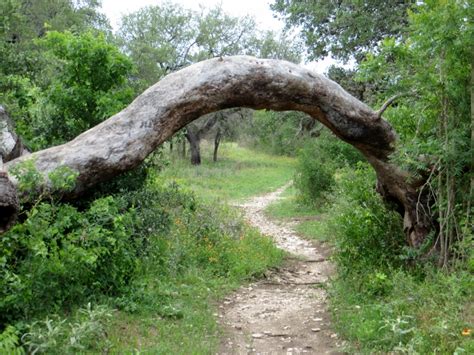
[[100, 0, 338, 73]]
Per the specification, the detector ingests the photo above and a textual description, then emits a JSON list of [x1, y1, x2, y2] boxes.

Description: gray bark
[[1, 56, 432, 246], [0, 105, 29, 232]]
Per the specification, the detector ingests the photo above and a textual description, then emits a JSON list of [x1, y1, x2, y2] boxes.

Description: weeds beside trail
[[0, 144, 289, 353]]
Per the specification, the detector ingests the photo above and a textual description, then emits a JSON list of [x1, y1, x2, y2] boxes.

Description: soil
[[218, 183, 344, 354]]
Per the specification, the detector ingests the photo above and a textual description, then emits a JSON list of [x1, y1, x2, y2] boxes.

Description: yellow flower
[[461, 328, 471, 336]]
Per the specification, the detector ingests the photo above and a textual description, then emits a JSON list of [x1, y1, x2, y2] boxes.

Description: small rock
[[311, 328, 321, 332], [252, 333, 264, 339], [313, 317, 323, 322], [330, 333, 338, 338]]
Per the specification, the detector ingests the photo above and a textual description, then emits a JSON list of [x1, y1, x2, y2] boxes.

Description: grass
[[97, 142, 290, 353], [160, 142, 296, 202]]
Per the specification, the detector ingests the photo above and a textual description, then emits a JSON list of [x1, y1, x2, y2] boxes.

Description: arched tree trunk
[[1, 56, 433, 246]]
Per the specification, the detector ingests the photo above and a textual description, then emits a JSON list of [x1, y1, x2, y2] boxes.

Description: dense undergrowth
[[0, 146, 285, 353], [266, 135, 473, 353]]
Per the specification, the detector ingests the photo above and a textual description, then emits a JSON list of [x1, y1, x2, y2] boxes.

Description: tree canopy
[[271, 0, 413, 62]]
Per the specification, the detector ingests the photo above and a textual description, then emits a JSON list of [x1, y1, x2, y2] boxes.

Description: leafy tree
[[117, 3, 196, 90], [271, 0, 413, 62], [360, 0, 472, 266], [118, 2, 302, 164], [0, 0, 114, 150], [17, 31, 134, 149]]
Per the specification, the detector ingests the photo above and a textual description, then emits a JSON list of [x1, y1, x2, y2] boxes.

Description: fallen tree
[[1, 56, 433, 247]]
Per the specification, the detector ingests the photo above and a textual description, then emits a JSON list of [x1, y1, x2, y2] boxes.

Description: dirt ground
[[218, 183, 344, 355]]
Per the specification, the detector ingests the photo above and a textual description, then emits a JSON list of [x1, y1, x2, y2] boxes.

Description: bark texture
[[2, 56, 432, 246], [0, 105, 29, 232]]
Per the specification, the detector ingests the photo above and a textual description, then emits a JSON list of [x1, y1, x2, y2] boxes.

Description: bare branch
[[375, 92, 415, 119]]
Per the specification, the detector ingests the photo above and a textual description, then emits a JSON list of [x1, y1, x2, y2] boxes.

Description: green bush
[[0, 196, 137, 324], [326, 163, 405, 275], [294, 138, 335, 205], [294, 131, 363, 206]]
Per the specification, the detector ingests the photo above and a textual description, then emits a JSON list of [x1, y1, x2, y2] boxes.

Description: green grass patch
[[330, 269, 474, 353], [161, 142, 296, 202]]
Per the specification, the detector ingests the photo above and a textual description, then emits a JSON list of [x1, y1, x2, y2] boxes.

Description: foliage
[[0, 325, 24, 355], [244, 110, 305, 156], [0, 196, 138, 325], [326, 163, 405, 275], [271, 0, 412, 62], [118, 2, 301, 92], [21, 303, 112, 354], [357, 0, 472, 266], [294, 130, 363, 205], [16, 31, 134, 149], [0, 0, 111, 140], [117, 3, 196, 89], [294, 140, 335, 204]]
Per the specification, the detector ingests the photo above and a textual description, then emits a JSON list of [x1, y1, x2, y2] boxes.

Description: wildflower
[[461, 328, 471, 336]]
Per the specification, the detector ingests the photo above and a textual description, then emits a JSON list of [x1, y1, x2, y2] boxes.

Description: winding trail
[[218, 183, 342, 354]]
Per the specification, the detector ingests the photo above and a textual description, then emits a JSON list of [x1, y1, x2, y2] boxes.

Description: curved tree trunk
[[1, 56, 433, 246]]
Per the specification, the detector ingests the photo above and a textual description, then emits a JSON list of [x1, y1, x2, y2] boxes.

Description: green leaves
[[271, 0, 411, 62]]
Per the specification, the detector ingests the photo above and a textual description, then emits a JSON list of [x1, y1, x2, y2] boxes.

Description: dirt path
[[218, 183, 342, 354]]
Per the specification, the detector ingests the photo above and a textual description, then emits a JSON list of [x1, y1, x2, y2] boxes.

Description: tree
[[184, 114, 219, 165], [118, 3, 302, 164], [356, 0, 472, 266], [271, 0, 413, 62], [117, 3, 196, 90], [1, 56, 434, 250], [16, 31, 134, 150]]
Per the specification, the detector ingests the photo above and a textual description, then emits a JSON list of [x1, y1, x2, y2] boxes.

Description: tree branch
[[375, 92, 414, 119], [1, 56, 432, 246]]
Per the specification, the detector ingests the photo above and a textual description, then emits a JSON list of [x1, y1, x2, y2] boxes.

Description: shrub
[[294, 138, 335, 204], [294, 131, 364, 205], [0, 196, 137, 324], [326, 163, 405, 274]]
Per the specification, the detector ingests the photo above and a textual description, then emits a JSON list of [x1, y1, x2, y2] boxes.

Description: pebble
[[311, 328, 321, 332], [252, 333, 264, 339]]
